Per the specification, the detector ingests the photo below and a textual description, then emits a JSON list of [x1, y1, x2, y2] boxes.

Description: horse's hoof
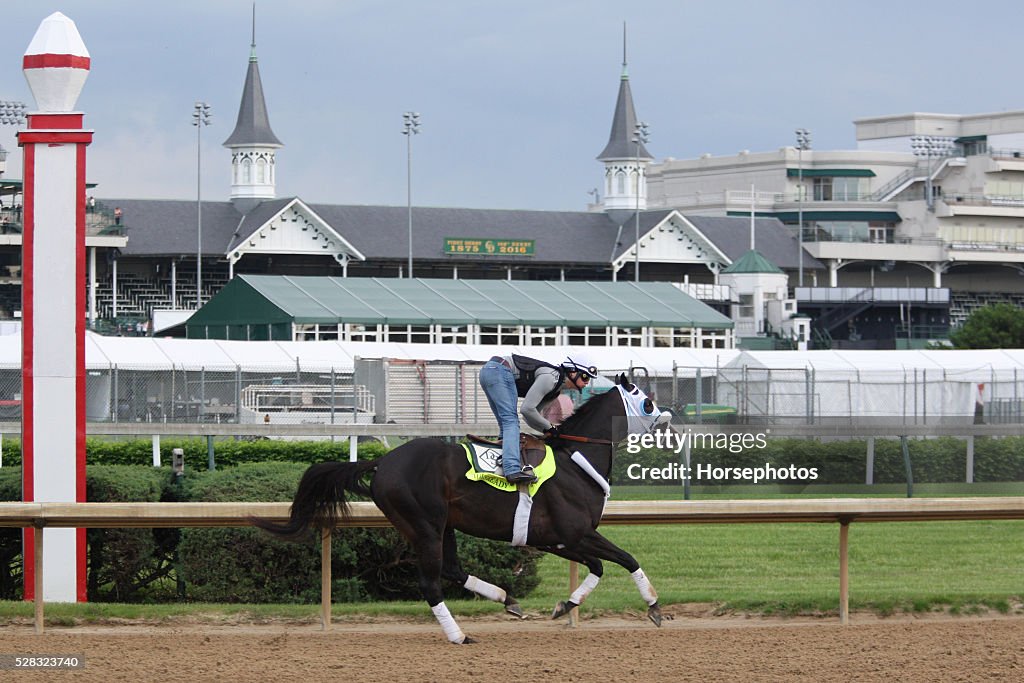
[[551, 600, 577, 620], [459, 635, 477, 645], [504, 599, 525, 619], [647, 602, 663, 627]]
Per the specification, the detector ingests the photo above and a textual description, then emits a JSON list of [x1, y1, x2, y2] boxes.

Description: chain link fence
[[0, 359, 1020, 427]]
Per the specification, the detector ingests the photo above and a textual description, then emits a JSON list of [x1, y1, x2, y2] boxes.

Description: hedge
[[0, 437, 390, 469], [0, 444, 539, 604], [612, 436, 1024, 485], [177, 461, 539, 603]]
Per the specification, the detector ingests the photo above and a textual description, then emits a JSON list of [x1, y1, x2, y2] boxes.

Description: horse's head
[[613, 373, 672, 438], [559, 373, 672, 444]]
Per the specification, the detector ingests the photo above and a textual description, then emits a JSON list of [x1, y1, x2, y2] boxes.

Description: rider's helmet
[[561, 353, 598, 380]]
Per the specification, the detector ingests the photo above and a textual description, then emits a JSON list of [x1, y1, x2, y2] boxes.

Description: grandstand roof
[[186, 275, 734, 338]]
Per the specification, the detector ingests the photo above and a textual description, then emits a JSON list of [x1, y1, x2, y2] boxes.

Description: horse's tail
[[252, 460, 377, 540]]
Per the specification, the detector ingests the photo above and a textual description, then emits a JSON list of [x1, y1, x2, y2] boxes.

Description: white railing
[[240, 383, 376, 416]]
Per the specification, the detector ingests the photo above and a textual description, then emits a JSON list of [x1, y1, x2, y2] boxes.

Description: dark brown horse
[[254, 374, 670, 643]]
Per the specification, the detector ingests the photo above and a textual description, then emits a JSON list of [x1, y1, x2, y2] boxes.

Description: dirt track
[[0, 611, 1021, 682]]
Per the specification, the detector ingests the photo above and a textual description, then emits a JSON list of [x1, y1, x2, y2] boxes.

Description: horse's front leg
[[576, 530, 663, 627], [441, 527, 524, 618], [538, 545, 605, 620]]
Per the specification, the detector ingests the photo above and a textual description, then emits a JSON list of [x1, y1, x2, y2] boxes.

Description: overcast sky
[[1, 0, 1020, 211]]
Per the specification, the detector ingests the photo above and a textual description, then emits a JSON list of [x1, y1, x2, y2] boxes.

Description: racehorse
[[254, 373, 670, 644]]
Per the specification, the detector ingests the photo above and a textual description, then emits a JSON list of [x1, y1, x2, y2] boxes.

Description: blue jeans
[[479, 360, 521, 476]]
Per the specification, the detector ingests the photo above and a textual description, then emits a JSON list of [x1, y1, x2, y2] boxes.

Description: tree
[[949, 303, 1024, 349]]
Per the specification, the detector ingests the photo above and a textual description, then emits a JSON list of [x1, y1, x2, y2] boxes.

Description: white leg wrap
[[464, 575, 507, 604], [431, 602, 466, 644], [631, 568, 658, 606], [511, 489, 533, 546], [569, 572, 601, 605]]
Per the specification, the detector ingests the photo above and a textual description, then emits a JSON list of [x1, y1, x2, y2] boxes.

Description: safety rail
[[2, 497, 1024, 634], [240, 384, 376, 416]]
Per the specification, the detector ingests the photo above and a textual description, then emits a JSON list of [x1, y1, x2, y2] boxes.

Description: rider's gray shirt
[[501, 356, 561, 432]]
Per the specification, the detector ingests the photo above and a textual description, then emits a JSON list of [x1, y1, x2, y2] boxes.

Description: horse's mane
[[559, 383, 621, 435]]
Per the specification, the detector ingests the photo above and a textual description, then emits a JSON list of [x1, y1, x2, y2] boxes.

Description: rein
[[555, 433, 614, 446]]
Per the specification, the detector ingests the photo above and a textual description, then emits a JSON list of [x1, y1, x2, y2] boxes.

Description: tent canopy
[[186, 275, 735, 333]]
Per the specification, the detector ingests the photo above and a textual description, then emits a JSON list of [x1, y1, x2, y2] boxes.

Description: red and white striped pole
[[19, 11, 92, 603]]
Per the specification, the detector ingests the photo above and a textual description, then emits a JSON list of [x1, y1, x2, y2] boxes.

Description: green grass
[[1, 516, 1020, 623], [530, 520, 1024, 616]]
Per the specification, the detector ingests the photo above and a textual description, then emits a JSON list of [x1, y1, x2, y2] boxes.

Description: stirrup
[[506, 467, 538, 484]]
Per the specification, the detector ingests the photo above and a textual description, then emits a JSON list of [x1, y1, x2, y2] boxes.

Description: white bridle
[[616, 384, 672, 436]]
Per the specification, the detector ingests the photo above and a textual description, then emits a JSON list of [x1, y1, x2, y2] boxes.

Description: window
[[567, 326, 608, 346], [869, 226, 892, 243], [813, 176, 865, 201], [526, 325, 559, 346], [613, 327, 643, 347], [615, 170, 627, 195], [479, 324, 524, 346], [738, 294, 754, 319], [436, 325, 469, 344], [959, 139, 988, 156], [345, 323, 380, 342], [813, 177, 832, 201]]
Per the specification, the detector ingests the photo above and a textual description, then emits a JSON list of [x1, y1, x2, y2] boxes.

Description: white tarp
[[718, 349, 1024, 420]]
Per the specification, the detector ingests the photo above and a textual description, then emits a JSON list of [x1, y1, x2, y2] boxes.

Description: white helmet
[[562, 353, 598, 379]]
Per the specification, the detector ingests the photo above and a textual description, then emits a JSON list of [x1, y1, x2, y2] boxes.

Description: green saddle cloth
[[462, 442, 556, 496]]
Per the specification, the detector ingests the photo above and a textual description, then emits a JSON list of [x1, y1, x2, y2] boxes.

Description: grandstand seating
[[950, 291, 1024, 328]]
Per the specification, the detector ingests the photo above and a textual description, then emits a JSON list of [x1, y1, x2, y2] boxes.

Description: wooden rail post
[[568, 560, 579, 627], [321, 528, 332, 630], [839, 522, 850, 625], [33, 525, 44, 634]]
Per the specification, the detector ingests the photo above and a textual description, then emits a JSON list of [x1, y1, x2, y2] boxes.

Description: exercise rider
[[479, 352, 598, 484]]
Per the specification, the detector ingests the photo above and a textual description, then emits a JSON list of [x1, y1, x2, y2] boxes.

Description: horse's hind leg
[[408, 528, 475, 644], [441, 527, 524, 619], [538, 546, 604, 620], [576, 530, 663, 627], [382, 507, 473, 644]]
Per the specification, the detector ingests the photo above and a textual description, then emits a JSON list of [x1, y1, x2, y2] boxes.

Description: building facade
[[645, 110, 1024, 331]]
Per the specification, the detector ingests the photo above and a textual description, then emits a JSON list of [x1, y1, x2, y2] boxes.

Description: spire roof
[[223, 41, 282, 148], [597, 44, 652, 161], [721, 249, 784, 274]]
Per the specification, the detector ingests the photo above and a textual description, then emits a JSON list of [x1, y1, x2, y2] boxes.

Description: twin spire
[[224, 5, 282, 212], [597, 23, 652, 213], [219, 14, 646, 216]]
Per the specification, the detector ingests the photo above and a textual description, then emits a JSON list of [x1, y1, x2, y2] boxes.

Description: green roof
[[187, 275, 734, 336], [729, 210, 901, 223], [721, 250, 784, 274], [785, 168, 876, 177]]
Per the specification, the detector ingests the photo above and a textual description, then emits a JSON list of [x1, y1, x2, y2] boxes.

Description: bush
[[0, 465, 175, 601], [614, 436, 1024, 485], [0, 467, 22, 599], [176, 460, 540, 603], [86, 466, 175, 602], [87, 438, 390, 470]]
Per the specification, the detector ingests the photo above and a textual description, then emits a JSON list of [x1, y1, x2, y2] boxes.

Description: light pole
[[910, 135, 953, 212], [632, 121, 649, 283], [0, 100, 25, 125], [192, 101, 211, 310], [795, 128, 811, 287], [0, 101, 27, 180], [402, 112, 420, 278]]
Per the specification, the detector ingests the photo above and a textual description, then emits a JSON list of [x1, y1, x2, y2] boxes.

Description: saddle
[[465, 433, 548, 470]]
